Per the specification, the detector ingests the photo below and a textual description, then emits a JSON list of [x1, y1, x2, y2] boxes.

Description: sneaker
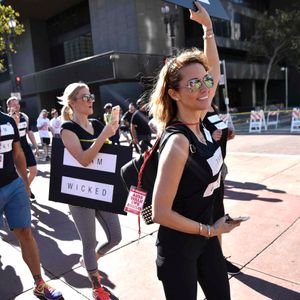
[[93, 287, 111, 300], [33, 281, 62, 300], [225, 257, 241, 275]]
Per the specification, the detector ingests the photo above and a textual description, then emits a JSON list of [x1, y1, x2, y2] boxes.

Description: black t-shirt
[[61, 119, 104, 149], [122, 111, 133, 125], [0, 112, 20, 187], [131, 110, 151, 136], [18, 112, 32, 149]]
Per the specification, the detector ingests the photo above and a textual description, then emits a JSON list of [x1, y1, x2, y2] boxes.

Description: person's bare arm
[[61, 121, 118, 167], [152, 133, 239, 237], [12, 141, 30, 195], [27, 130, 40, 156], [190, 2, 220, 101]]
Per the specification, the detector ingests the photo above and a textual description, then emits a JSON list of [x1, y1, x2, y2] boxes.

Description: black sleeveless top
[[156, 123, 223, 257], [61, 119, 105, 149]]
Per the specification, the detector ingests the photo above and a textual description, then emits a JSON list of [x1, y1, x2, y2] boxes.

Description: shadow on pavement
[[235, 272, 300, 300], [0, 256, 23, 300], [224, 180, 285, 203]]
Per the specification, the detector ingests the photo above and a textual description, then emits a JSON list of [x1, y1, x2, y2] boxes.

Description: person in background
[[58, 82, 122, 300], [6, 97, 39, 200], [0, 110, 63, 300], [49, 108, 62, 138], [119, 106, 131, 144], [131, 98, 152, 153], [36, 109, 53, 161], [149, 3, 242, 299], [103, 103, 120, 145], [203, 104, 240, 275]]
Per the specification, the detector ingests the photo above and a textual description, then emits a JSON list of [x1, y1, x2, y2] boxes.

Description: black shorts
[[22, 143, 37, 167], [41, 137, 50, 145]]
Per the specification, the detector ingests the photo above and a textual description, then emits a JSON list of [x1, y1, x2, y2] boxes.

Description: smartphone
[[226, 215, 250, 224], [111, 105, 120, 123]]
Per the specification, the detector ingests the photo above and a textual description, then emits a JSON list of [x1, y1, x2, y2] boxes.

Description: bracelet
[[207, 225, 211, 237], [198, 223, 203, 235], [203, 33, 215, 39]]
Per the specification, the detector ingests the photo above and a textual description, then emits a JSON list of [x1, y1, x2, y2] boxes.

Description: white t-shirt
[[50, 117, 61, 135], [37, 117, 51, 138]]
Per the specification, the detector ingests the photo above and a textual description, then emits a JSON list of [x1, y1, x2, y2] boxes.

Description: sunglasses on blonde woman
[[78, 94, 95, 102], [178, 74, 214, 93]]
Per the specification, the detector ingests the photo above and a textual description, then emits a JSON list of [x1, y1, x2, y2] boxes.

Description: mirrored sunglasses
[[80, 94, 95, 102], [179, 75, 214, 93]]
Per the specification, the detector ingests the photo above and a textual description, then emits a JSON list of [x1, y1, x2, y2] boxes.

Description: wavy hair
[[149, 48, 209, 134]]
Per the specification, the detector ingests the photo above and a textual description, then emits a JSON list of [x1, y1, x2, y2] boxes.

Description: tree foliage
[[249, 8, 300, 109], [0, 4, 25, 71]]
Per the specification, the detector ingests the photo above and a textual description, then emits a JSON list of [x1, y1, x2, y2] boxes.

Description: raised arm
[[190, 2, 220, 100]]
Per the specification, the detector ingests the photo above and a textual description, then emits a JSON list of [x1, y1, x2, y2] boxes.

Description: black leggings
[[157, 237, 230, 300]]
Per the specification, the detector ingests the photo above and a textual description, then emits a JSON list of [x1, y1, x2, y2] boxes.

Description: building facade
[[0, 0, 298, 119]]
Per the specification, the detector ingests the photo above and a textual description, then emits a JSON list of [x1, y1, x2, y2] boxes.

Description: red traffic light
[[15, 76, 22, 82]]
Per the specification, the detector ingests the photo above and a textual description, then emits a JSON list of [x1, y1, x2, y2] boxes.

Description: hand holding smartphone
[[226, 214, 250, 224], [111, 105, 120, 124]]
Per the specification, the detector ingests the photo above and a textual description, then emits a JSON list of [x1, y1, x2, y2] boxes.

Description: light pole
[[161, 5, 178, 56], [281, 67, 288, 109], [5, 18, 17, 93], [220, 60, 229, 113]]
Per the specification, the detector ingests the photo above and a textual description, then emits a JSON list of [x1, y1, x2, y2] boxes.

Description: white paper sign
[[0, 139, 13, 154], [0, 154, 3, 169], [203, 172, 221, 197], [61, 176, 114, 203], [207, 147, 223, 176], [207, 114, 221, 123], [63, 148, 117, 173], [214, 121, 228, 130]]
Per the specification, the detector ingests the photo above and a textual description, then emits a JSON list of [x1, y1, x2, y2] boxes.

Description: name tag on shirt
[[203, 127, 213, 143], [0, 123, 14, 136], [207, 114, 222, 123], [203, 172, 221, 197], [214, 121, 228, 130], [207, 146, 223, 176], [0, 139, 13, 154]]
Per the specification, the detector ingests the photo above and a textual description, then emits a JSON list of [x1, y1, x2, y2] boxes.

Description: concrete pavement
[[0, 134, 300, 300]]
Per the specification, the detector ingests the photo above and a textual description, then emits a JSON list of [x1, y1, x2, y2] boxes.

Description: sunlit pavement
[[0, 133, 300, 300]]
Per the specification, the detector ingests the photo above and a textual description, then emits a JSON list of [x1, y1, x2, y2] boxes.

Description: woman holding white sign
[[58, 82, 121, 300], [150, 3, 242, 300]]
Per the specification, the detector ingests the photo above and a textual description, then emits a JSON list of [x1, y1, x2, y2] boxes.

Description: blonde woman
[[58, 82, 121, 300]]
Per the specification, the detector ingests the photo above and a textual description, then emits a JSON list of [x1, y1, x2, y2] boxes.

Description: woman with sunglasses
[[150, 3, 241, 300], [58, 82, 121, 300]]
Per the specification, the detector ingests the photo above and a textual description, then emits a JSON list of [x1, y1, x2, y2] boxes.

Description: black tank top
[[61, 119, 105, 149], [157, 124, 223, 256]]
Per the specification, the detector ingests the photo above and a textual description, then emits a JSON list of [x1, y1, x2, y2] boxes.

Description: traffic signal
[[15, 75, 22, 90]]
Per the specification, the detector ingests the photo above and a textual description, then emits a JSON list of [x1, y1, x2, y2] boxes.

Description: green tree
[[249, 8, 300, 110], [0, 4, 25, 71]]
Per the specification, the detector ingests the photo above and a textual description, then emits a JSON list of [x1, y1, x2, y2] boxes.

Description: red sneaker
[[93, 287, 111, 300]]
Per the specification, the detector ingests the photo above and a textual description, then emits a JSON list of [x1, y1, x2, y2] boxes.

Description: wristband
[[198, 223, 203, 235], [203, 33, 215, 39], [207, 225, 211, 237]]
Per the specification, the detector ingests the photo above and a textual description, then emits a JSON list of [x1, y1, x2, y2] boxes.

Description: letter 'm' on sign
[[61, 176, 114, 203], [63, 149, 117, 173]]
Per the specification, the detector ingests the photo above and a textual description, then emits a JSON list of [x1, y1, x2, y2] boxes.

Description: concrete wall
[[89, 0, 138, 53], [12, 19, 35, 76]]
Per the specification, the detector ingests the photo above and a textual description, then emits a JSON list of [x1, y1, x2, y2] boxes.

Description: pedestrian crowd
[[0, 3, 246, 300]]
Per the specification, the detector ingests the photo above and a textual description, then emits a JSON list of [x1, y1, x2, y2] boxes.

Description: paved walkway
[[0, 134, 300, 300]]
